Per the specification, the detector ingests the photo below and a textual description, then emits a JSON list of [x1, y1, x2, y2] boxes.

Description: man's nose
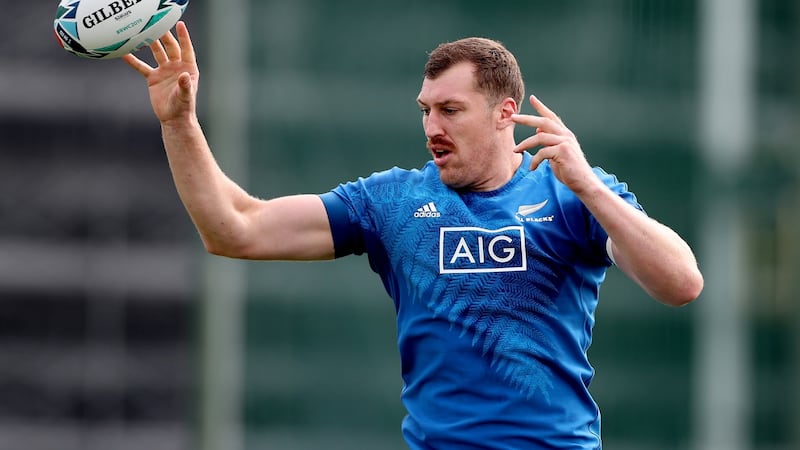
[[424, 111, 444, 138]]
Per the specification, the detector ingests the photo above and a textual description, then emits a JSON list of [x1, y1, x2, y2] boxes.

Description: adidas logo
[[414, 201, 441, 218]]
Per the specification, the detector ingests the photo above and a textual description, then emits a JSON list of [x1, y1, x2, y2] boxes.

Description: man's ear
[[497, 97, 519, 130]]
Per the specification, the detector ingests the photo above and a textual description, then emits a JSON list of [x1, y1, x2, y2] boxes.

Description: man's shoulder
[[328, 161, 442, 212], [352, 161, 438, 190]]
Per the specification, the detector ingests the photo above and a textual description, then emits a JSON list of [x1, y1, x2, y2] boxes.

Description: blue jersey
[[319, 152, 642, 449]]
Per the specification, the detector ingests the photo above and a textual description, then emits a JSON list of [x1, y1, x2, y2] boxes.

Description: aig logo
[[439, 226, 527, 274]]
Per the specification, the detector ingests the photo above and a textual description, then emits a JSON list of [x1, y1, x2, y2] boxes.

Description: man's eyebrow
[[416, 99, 466, 107]]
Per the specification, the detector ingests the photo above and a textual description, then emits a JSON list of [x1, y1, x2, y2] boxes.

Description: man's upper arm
[[245, 194, 336, 261]]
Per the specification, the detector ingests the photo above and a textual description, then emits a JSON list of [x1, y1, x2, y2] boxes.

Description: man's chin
[[438, 172, 466, 190]]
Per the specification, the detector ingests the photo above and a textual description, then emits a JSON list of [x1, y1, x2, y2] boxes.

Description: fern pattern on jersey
[[370, 179, 562, 403]]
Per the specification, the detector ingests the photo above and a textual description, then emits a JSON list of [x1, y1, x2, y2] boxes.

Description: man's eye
[[421, 108, 431, 116], [443, 108, 457, 115]]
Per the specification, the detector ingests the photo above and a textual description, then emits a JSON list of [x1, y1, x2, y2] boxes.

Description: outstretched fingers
[[124, 22, 195, 79], [122, 53, 153, 77], [512, 96, 584, 172], [156, 21, 194, 63], [528, 94, 561, 124], [160, 27, 182, 61], [513, 132, 565, 154], [150, 38, 168, 65], [175, 21, 196, 64], [511, 113, 564, 137], [529, 145, 560, 171]]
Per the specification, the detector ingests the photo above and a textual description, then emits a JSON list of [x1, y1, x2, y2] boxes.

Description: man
[[124, 22, 703, 449]]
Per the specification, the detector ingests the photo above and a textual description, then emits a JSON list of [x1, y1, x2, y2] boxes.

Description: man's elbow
[[200, 234, 253, 259], [203, 240, 229, 257], [659, 269, 704, 307]]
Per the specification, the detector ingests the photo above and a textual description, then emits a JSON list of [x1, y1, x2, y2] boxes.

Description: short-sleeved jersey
[[319, 152, 642, 449]]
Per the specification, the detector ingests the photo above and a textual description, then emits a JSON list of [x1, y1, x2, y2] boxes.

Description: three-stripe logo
[[414, 202, 441, 218]]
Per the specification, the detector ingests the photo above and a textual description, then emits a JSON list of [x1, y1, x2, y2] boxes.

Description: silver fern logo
[[516, 200, 548, 217], [516, 200, 554, 223]]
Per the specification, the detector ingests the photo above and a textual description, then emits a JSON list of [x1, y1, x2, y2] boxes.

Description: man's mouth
[[428, 137, 454, 165], [431, 148, 453, 166]]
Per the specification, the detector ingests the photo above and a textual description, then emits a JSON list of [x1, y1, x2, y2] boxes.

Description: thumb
[[177, 72, 194, 101]]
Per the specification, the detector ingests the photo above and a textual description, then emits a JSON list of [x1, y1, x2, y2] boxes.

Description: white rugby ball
[[54, 0, 189, 59]]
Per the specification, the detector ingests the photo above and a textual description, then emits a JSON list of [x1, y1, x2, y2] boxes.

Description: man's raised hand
[[122, 21, 199, 124]]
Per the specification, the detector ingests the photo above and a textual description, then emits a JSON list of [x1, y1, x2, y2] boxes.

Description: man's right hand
[[123, 21, 199, 125]]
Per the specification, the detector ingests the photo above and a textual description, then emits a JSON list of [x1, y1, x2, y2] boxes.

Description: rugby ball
[[53, 0, 189, 59]]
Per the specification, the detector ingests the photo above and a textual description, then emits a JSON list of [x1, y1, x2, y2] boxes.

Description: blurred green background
[[1, 1, 798, 449]]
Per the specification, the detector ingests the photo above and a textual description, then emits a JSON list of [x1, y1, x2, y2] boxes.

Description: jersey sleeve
[[319, 166, 421, 260], [588, 167, 645, 264], [319, 190, 366, 258]]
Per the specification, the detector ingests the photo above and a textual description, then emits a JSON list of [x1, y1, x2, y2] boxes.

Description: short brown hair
[[424, 37, 525, 108]]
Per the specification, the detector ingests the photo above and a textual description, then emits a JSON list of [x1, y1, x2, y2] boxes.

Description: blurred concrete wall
[[0, 2, 203, 449]]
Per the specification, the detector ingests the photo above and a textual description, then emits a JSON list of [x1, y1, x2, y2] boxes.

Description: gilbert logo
[[82, 0, 144, 28], [439, 226, 527, 274], [414, 202, 441, 218]]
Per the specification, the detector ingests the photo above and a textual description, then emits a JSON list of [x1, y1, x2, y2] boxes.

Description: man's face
[[417, 62, 504, 191]]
